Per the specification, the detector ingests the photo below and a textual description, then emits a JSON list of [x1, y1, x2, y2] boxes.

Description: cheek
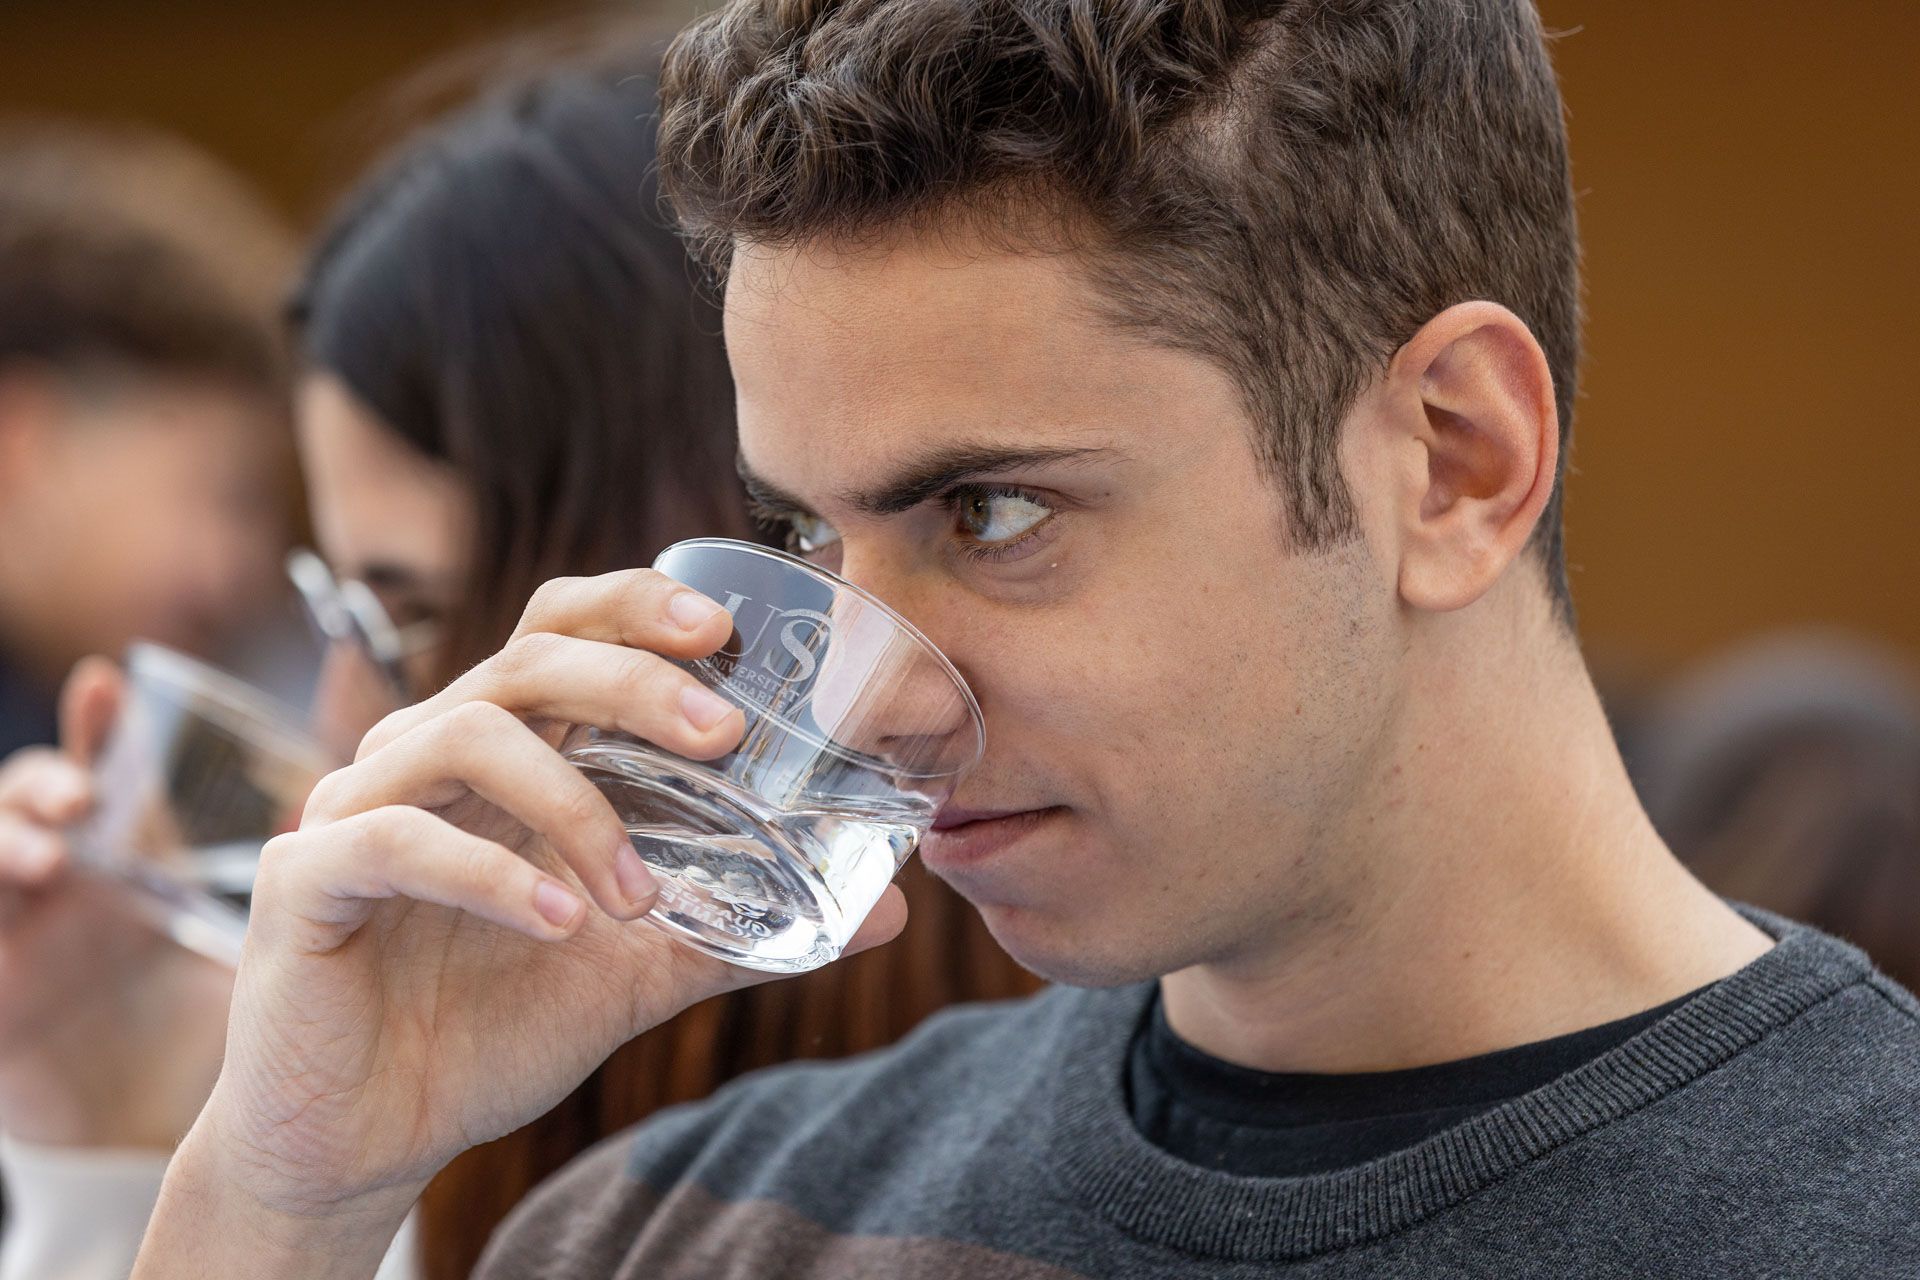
[[966, 588, 1262, 814], [983, 555, 1390, 850], [127, 471, 240, 560], [58, 464, 195, 578]]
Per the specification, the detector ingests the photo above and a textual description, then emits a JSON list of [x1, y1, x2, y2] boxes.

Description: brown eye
[[956, 487, 1053, 544], [787, 512, 841, 555]]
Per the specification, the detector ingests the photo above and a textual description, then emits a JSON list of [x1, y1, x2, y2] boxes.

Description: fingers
[[510, 569, 733, 655], [841, 885, 909, 958], [0, 743, 103, 921], [0, 748, 92, 827], [359, 632, 744, 763], [0, 811, 66, 887], [58, 656, 123, 767], [253, 808, 591, 953], [304, 702, 656, 921]]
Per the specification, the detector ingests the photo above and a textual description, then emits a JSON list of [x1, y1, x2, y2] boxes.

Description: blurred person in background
[[1625, 633, 1920, 993], [0, 120, 297, 1280], [0, 122, 295, 759], [0, 36, 1034, 1280]]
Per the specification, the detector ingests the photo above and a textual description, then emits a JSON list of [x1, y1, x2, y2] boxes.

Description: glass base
[[567, 742, 851, 973]]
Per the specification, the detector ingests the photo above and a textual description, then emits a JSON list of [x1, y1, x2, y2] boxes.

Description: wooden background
[[3, 0, 1914, 673]]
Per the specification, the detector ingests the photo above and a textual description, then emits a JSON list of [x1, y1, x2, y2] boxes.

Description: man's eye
[[787, 512, 841, 555], [956, 488, 1053, 545]]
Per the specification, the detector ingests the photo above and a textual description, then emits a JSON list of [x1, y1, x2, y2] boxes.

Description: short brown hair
[[0, 119, 296, 393], [660, 0, 1582, 617]]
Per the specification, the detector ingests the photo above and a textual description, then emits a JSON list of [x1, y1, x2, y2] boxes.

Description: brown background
[[2, 0, 1915, 672]]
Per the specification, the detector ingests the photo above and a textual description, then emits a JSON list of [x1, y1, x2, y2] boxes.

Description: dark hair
[[0, 119, 294, 392], [293, 58, 750, 673], [294, 49, 1039, 1280], [659, 0, 1582, 618]]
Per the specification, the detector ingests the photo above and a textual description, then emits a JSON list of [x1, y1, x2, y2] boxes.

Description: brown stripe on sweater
[[475, 1135, 1089, 1280]]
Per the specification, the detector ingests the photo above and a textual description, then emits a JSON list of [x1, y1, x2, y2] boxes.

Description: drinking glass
[[562, 539, 985, 973], [67, 643, 333, 965]]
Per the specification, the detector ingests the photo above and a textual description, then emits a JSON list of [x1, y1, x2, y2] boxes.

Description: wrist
[[133, 1119, 421, 1280]]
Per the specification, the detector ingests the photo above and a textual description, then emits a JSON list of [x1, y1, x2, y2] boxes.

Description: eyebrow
[[737, 444, 1117, 520]]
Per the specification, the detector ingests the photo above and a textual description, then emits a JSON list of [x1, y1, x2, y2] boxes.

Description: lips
[[931, 804, 1028, 831], [921, 805, 1062, 872]]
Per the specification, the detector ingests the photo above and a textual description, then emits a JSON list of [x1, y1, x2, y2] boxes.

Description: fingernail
[[669, 591, 724, 632], [614, 843, 655, 909], [534, 879, 584, 931], [680, 684, 735, 732]]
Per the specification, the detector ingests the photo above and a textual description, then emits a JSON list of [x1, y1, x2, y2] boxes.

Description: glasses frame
[[285, 548, 443, 700]]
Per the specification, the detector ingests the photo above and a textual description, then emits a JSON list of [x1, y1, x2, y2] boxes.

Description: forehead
[[295, 373, 471, 576], [722, 230, 1247, 499]]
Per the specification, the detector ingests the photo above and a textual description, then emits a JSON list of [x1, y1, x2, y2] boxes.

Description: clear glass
[[563, 539, 985, 973], [66, 643, 333, 965]]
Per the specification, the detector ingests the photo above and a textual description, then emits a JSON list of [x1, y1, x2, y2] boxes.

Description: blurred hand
[[135, 571, 905, 1278], [0, 657, 233, 1148]]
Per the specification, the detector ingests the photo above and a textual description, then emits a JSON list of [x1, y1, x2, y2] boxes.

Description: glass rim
[[656, 538, 986, 772], [124, 642, 336, 774]]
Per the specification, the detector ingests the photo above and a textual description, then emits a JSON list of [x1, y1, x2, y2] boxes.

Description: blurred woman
[[0, 35, 1036, 1280]]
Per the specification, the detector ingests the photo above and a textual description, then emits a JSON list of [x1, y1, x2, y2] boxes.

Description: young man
[[135, 2, 1919, 1276]]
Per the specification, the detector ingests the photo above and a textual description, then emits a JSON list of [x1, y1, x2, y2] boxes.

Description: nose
[[802, 563, 983, 783], [660, 539, 986, 786], [308, 641, 404, 761]]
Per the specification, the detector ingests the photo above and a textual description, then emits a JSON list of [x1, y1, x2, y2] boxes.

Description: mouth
[[921, 804, 1065, 872]]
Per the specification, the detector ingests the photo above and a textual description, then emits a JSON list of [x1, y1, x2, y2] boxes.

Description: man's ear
[[1378, 300, 1559, 614]]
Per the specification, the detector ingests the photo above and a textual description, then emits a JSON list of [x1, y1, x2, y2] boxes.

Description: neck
[[0, 944, 231, 1149], [1161, 601, 1772, 1075]]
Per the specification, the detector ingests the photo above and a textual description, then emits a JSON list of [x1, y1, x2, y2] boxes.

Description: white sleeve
[[0, 1134, 424, 1280], [0, 1134, 168, 1280]]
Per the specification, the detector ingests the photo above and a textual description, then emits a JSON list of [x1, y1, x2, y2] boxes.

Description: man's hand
[[133, 570, 908, 1279]]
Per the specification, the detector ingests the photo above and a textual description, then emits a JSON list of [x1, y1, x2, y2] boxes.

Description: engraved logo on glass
[[693, 594, 834, 727]]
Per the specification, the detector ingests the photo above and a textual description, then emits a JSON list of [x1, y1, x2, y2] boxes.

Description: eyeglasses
[[285, 548, 443, 700]]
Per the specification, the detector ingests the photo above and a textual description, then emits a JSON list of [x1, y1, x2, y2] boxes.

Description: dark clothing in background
[[0, 653, 57, 761]]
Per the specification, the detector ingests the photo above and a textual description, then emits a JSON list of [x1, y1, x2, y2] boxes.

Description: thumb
[[841, 884, 909, 958], [59, 655, 125, 767]]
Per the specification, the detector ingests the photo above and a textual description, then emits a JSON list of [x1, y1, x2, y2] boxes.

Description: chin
[[968, 900, 1172, 989]]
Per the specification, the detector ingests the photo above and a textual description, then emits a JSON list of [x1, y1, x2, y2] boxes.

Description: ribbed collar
[[1041, 907, 1872, 1261]]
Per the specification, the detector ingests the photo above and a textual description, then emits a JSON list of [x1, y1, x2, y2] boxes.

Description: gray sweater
[[478, 909, 1920, 1277]]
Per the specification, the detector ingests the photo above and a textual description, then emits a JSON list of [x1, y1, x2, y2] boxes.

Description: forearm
[[132, 1123, 420, 1280]]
